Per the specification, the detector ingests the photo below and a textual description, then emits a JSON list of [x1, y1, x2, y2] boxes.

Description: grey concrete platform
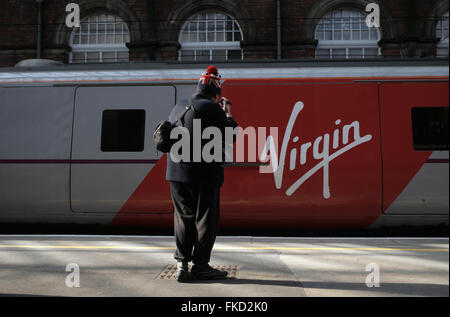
[[0, 235, 448, 297]]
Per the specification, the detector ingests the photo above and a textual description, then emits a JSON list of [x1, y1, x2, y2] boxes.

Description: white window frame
[[69, 14, 130, 64], [315, 9, 381, 59], [316, 40, 381, 59], [436, 12, 449, 58], [178, 12, 244, 61]]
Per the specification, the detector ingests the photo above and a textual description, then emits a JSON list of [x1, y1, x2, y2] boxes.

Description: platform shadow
[[300, 281, 449, 296], [0, 293, 55, 297], [189, 277, 303, 288], [189, 278, 448, 296]]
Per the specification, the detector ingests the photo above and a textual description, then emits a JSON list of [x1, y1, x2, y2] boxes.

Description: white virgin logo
[[260, 101, 373, 198]]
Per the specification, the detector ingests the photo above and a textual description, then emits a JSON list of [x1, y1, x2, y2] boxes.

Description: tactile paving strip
[[156, 265, 237, 280]]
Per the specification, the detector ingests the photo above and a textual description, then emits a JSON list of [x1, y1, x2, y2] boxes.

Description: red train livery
[[0, 61, 448, 229]]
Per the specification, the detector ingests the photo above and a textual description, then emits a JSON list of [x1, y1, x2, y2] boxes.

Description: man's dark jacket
[[165, 93, 238, 186]]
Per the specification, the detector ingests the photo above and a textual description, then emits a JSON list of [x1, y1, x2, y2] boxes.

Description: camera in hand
[[220, 97, 232, 107]]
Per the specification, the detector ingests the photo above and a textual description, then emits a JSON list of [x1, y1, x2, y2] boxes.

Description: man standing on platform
[[166, 66, 238, 282]]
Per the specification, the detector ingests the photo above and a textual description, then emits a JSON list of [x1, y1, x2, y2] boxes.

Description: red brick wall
[[0, 0, 447, 67]]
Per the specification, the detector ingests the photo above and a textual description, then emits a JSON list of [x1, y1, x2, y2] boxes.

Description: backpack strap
[[174, 105, 192, 125], [175, 101, 201, 126]]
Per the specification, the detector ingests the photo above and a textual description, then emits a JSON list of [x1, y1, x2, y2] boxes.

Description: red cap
[[206, 65, 218, 75]]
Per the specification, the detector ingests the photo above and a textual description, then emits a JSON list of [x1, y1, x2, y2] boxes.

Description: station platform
[[0, 235, 448, 297]]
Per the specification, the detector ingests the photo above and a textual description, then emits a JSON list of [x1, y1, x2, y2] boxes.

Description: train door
[[70, 85, 175, 213], [0, 86, 74, 217], [379, 81, 449, 216]]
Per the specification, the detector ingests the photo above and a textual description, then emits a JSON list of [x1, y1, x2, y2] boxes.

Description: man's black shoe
[[191, 264, 228, 280], [175, 262, 190, 282], [175, 267, 190, 282]]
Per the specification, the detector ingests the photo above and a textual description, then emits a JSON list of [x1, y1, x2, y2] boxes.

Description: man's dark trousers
[[170, 181, 221, 265]]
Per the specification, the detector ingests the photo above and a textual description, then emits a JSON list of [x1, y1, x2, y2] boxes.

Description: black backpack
[[153, 104, 195, 153]]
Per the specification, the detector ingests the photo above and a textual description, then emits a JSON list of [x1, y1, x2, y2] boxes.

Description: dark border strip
[[426, 159, 449, 163], [0, 159, 159, 164]]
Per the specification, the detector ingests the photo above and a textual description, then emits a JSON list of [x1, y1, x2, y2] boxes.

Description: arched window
[[178, 12, 243, 61], [70, 14, 130, 63], [315, 8, 381, 59], [436, 11, 449, 58]]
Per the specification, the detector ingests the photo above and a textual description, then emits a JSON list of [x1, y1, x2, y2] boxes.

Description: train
[[0, 59, 448, 229]]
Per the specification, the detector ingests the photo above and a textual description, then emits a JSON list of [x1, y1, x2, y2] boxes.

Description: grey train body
[[0, 62, 448, 228]]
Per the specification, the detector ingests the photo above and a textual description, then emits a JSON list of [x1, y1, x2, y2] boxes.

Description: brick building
[[0, 0, 448, 67]]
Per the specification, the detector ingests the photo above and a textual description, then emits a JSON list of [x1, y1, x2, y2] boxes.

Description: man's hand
[[220, 97, 232, 117]]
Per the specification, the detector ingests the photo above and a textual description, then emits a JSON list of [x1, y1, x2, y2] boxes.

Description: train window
[[101, 110, 145, 152], [411, 107, 449, 151]]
